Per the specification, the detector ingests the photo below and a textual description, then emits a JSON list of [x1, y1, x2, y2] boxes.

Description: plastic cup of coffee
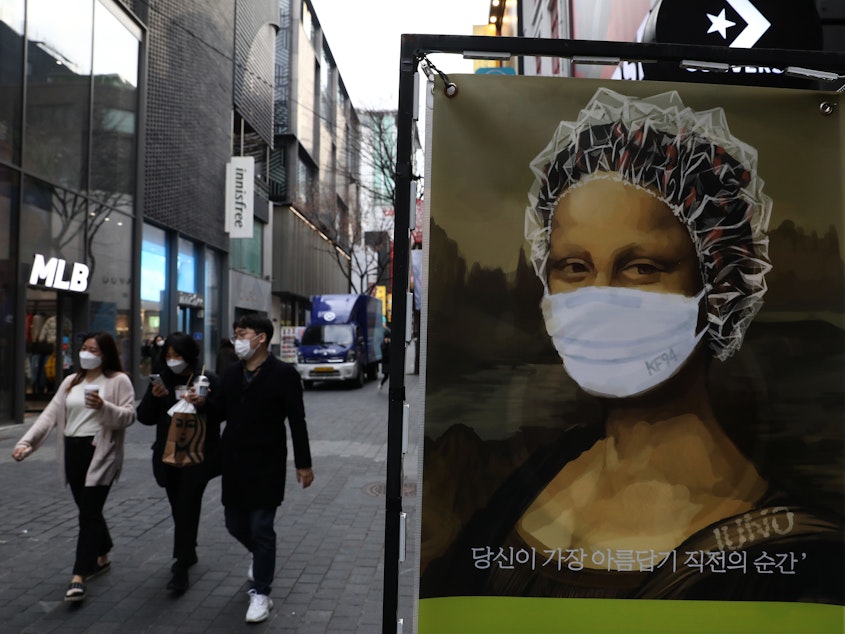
[[194, 376, 210, 398], [175, 385, 188, 400], [84, 384, 100, 408]]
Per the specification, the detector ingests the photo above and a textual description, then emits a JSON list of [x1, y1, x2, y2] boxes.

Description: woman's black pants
[[164, 466, 209, 565], [64, 436, 113, 577]]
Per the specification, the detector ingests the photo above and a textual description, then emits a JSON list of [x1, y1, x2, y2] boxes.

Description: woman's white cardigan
[[15, 372, 136, 486]]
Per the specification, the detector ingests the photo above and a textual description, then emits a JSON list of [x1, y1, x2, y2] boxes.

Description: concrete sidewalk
[[0, 369, 421, 633]]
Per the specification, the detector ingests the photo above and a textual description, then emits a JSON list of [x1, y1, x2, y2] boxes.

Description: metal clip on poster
[[399, 512, 407, 563], [412, 71, 420, 121], [401, 403, 409, 455], [419, 55, 458, 97], [405, 292, 413, 343], [409, 182, 417, 231]]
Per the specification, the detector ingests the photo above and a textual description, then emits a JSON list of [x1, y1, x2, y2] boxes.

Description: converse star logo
[[708, 0, 771, 48], [707, 9, 735, 40]]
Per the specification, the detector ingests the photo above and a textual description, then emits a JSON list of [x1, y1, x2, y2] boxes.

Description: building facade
[[0, 0, 277, 424], [269, 0, 359, 329], [1, 0, 143, 423], [125, 0, 278, 370]]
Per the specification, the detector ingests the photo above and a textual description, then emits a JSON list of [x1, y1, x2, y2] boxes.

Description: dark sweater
[[421, 425, 845, 604]]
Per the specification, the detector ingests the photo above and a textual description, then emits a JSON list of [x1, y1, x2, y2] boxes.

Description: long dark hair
[[66, 331, 124, 392]]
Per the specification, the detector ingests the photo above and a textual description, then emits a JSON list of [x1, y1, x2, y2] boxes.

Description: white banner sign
[[225, 156, 254, 238]]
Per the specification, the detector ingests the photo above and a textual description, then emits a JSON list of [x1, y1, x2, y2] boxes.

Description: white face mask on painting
[[541, 286, 708, 398], [79, 350, 103, 370], [234, 337, 257, 361]]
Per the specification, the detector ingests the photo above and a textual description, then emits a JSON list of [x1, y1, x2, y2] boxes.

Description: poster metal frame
[[384, 34, 845, 634]]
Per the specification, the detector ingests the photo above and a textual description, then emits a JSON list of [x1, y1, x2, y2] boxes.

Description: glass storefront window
[[204, 249, 222, 368], [176, 237, 201, 346], [0, 165, 19, 421], [91, 0, 140, 212], [229, 220, 264, 277], [88, 207, 132, 369], [20, 175, 86, 267], [20, 176, 86, 412], [177, 237, 197, 293], [23, 0, 93, 190], [140, 223, 167, 374], [6, 0, 142, 420], [0, 0, 25, 164]]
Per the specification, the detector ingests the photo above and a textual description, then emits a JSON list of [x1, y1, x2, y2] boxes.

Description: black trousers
[[164, 466, 209, 564], [224, 506, 277, 596], [64, 436, 113, 577]]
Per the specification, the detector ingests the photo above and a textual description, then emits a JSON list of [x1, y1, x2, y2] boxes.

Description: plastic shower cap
[[525, 87, 772, 361]]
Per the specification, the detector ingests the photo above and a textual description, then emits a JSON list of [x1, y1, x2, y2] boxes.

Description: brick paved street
[[0, 362, 421, 633]]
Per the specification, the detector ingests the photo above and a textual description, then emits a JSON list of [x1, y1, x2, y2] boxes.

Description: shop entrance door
[[25, 289, 78, 412], [177, 304, 203, 342]]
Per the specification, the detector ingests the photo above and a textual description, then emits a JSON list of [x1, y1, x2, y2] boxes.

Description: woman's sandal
[[65, 581, 86, 602], [86, 560, 111, 581]]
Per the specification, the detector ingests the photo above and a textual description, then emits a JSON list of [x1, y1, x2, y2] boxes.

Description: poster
[[417, 75, 844, 633], [279, 325, 304, 363]]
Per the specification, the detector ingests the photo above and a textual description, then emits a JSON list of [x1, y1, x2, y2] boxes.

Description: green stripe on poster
[[418, 597, 845, 634]]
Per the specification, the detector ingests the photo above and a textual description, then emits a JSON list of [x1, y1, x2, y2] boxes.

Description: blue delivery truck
[[296, 294, 384, 389]]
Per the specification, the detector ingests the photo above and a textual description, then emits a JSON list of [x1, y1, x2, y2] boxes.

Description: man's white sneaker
[[246, 589, 273, 623]]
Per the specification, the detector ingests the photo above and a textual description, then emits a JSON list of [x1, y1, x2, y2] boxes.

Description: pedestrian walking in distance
[[209, 314, 314, 623], [12, 331, 135, 603], [379, 332, 391, 391], [136, 331, 221, 593]]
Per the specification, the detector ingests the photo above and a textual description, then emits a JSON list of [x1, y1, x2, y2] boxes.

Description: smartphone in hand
[[150, 374, 164, 387]]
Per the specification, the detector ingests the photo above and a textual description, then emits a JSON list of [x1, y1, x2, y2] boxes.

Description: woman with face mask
[[422, 88, 844, 604], [12, 331, 135, 603], [135, 331, 220, 594], [149, 334, 167, 374]]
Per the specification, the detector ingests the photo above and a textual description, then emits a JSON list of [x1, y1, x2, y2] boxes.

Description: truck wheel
[[351, 365, 365, 389], [366, 363, 377, 381], [303, 380, 313, 390]]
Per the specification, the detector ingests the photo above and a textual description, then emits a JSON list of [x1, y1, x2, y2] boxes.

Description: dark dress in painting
[[420, 424, 845, 604]]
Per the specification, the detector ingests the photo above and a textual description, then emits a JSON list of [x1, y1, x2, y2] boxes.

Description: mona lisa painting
[[417, 77, 844, 633]]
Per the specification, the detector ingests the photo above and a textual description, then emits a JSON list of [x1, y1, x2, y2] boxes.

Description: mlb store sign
[[29, 254, 90, 293]]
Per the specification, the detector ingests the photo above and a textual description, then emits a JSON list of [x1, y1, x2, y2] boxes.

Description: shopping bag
[[161, 399, 206, 467]]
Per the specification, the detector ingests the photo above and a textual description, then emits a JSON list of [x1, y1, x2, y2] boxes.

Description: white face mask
[[542, 286, 707, 398], [166, 358, 188, 374], [234, 336, 257, 361], [79, 350, 103, 370]]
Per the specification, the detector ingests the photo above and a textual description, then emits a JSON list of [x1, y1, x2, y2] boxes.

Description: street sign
[[641, 0, 824, 87]]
